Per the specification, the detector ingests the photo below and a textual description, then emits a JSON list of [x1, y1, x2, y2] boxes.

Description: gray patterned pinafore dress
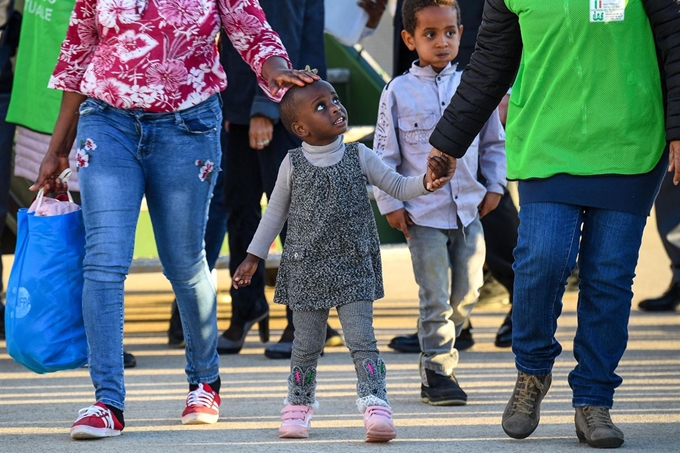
[[274, 143, 384, 311]]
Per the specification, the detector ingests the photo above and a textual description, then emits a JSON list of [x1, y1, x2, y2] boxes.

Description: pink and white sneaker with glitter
[[279, 404, 314, 438], [181, 383, 221, 424], [70, 402, 124, 440], [363, 405, 396, 442]]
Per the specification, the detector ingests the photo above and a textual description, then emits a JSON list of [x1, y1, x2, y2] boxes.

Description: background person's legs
[[638, 171, 680, 311], [0, 92, 14, 340], [480, 189, 518, 347]]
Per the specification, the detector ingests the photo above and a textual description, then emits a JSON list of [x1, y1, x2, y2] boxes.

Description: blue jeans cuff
[[515, 360, 552, 377], [572, 397, 613, 409], [187, 373, 221, 387], [98, 398, 125, 412]]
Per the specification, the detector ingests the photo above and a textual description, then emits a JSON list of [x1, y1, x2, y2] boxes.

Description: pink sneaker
[[364, 406, 396, 442], [279, 404, 314, 438], [181, 383, 221, 424], [70, 402, 124, 440]]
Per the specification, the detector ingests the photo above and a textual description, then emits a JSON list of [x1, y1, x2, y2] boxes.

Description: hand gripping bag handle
[[33, 169, 74, 212]]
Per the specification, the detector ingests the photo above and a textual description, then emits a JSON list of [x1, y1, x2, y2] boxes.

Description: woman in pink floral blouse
[[30, 0, 317, 440]]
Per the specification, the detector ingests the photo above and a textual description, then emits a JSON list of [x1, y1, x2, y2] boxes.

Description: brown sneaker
[[502, 372, 552, 439], [575, 406, 624, 448]]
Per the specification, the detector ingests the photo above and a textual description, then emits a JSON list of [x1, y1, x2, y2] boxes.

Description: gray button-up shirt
[[373, 61, 507, 229]]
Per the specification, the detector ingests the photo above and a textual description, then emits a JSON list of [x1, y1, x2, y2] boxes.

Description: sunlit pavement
[[2, 214, 680, 452]]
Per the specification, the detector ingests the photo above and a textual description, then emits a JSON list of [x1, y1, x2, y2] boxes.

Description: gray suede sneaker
[[502, 372, 552, 439], [575, 406, 624, 448]]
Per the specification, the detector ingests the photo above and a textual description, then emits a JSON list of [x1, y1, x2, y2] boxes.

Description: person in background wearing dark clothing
[[637, 171, 680, 312], [217, 0, 343, 359], [0, 0, 20, 340], [388, 0, 516, 353], [428, 0, 679, 448]]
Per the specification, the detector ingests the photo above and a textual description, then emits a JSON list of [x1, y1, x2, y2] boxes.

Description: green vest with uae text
[[7, 0, 75, 133], [504, 0, 665, 179]]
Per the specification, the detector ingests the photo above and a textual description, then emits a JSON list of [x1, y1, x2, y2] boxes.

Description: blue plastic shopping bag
[[4, 176, 88, 373]]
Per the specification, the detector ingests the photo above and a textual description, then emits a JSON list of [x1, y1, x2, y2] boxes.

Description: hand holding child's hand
[[232, 254, 260, 289], [425, 148, 456, 191], [478, 192, 502, 218], [385, 208, 413, 240]]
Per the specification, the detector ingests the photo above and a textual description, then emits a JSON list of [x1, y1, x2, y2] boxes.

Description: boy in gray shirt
[[374, 0, 507, 405]]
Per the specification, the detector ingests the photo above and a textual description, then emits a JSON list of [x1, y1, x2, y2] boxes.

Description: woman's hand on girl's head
[[232, 254, 261, 289], [263, 57, 320, 96]]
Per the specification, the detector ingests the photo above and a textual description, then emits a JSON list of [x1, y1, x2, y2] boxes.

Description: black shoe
[[264, 325, 334, 359], [217, 310, 269, 355], [421, 368, 467, 406], [264, 341, 293, 359], [495, 309, 512, 348], [638, 282, 680, 312], [167, 300, 185, 348], [123, 351, 137, 369], [456, 325, 474, 351], [388, 332, 420, 353]]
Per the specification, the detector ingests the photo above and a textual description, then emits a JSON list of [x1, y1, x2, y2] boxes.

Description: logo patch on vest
[[590, 0, 626, 22]]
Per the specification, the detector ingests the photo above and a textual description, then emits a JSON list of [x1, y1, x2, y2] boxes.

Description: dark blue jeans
[[203, 129, 230, 271], [0, 91, 16, 297], [512, 202, 648, 408]]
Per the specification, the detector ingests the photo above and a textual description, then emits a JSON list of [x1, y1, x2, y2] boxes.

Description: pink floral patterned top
[[49, 0, 290, 112]]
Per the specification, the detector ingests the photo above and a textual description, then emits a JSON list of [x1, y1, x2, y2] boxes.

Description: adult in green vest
[[429, 0, 680, 449]]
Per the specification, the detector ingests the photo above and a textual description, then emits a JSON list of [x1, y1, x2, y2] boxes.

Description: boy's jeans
[[77, 96, 223, 410], [512, 202, 647, 408], [407, 220, 485, 376]]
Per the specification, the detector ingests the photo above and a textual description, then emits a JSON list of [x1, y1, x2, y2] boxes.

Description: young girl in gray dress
[[232, 79, 453, 442]]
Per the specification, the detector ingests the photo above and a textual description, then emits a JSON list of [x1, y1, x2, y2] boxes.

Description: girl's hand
[[232, 254, 261, 289], [263, 57, 320, 97]]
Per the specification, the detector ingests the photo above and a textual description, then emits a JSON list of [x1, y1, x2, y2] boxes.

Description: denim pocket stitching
[[178, 107, 219, 135]]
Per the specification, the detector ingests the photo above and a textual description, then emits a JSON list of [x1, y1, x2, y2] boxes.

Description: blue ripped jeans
[[76, 96, 222, 410]]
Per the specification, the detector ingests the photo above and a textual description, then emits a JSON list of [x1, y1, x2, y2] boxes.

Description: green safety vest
[[7, 0, 74, 133], [504, 0, 665, 179]]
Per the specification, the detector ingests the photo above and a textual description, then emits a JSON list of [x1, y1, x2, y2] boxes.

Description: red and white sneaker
[[363, 406, 396, 442], [70, 402, 124, 440], [181, 383, 221, 424], [279, 404, 314, 438]]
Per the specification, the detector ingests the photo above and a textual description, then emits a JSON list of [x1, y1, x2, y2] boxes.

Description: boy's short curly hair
[[279, 84, 305, 134], [402, 0, 461, 35]]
